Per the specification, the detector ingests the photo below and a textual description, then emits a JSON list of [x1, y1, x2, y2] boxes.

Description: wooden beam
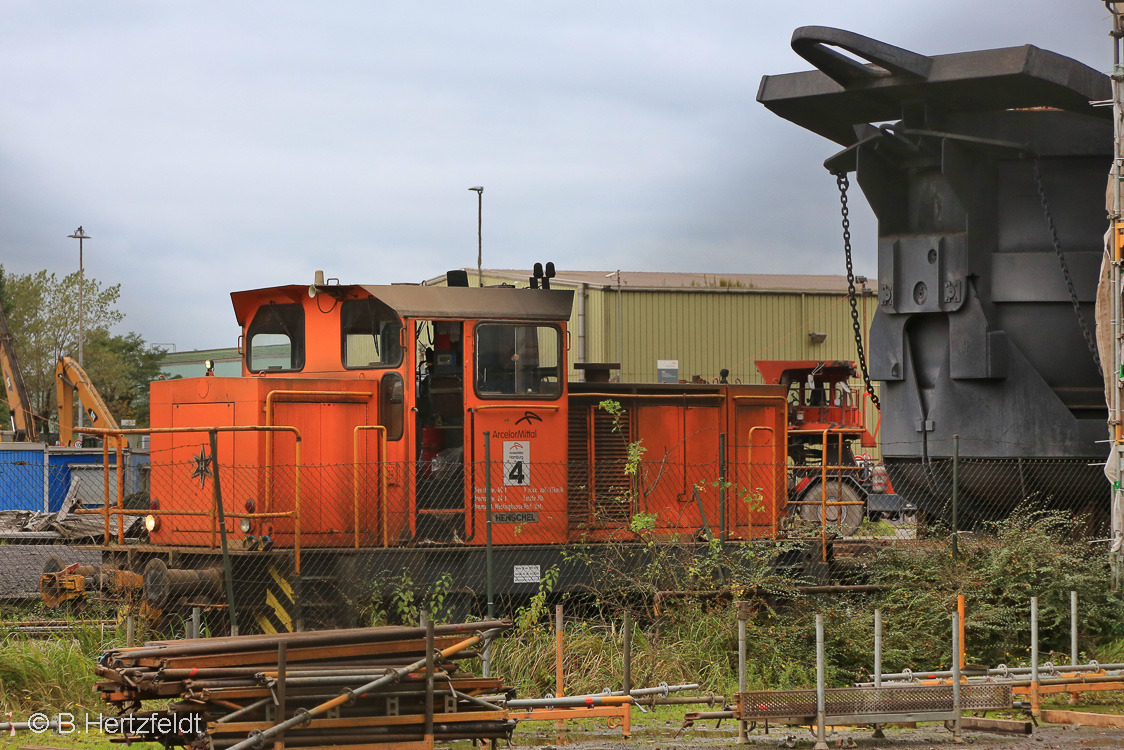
[[960, 716, 1033, 735], [1041, 709, 1124, 728]]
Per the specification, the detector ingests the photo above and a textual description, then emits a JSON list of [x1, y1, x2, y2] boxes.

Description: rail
[[352, 425, 388, 548], [74, 425, 304, 573]]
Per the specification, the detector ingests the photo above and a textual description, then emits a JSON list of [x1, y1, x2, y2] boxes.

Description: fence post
[[957, 594, 966, 670], [555, 603, 565, 733], [424, 615, 435, 742], [276, 641, 287, 750], [952, 610, 962, 742], [1031, 596, 1040, 716], [814, 614, 827, 750], [191, 606, 201, 640], [719, 432, 727, 542], [872, 608, 885, 739], [210, 429, 239, 636], [738, 604, 748, 744], [1071, 590, 1079, 666], [483, 430, 494, 678], [622, 609, 632, 695], [952, 434, 959, 563]]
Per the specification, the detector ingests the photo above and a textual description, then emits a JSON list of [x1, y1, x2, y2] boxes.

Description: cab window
[[247, 302, 304, 372], [475, 324, 562, 398], [341, 299, 403, 369]]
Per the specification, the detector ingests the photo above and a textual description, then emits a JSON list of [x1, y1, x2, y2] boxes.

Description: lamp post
[[468, 186, 483, 286], [68, 227, 90, 431]]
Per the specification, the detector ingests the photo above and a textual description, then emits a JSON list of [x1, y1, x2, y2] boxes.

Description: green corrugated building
[[425, 269, 876, 387]]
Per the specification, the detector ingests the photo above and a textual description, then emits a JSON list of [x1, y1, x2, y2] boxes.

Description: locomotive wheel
[[798, 480, 864, 536]]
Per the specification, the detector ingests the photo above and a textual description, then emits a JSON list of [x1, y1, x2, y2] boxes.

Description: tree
[[0, 267, 11, 428], [0, 266, 160, 436], [82, 330, 165, 427]]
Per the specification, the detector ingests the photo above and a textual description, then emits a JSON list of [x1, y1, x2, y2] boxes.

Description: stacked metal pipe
[[94, 621, 514, 748]]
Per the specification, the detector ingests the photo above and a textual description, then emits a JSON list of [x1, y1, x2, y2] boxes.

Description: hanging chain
[[1032, 158, 1102, 370], [835, 172, 880, 411]]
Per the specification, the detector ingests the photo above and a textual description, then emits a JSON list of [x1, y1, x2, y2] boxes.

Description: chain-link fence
[[13, 429, 1113, 649]]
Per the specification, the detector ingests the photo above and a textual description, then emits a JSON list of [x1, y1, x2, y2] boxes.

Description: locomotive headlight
[[240, 518, 253, 533], [144, 514, 160, 532]]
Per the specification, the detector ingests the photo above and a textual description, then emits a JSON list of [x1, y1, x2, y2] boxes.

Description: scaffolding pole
[[1109, 2, 1124, 587]]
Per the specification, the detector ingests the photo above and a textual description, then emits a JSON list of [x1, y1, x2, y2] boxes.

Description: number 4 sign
[[503, 441, 530, 486]]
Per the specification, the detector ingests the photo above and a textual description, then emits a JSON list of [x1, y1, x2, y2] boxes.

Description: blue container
[[0, 445, 46, 512]]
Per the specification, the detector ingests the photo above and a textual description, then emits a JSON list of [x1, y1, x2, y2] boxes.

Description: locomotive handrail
[[747, 426, 780, 540], [471, 404, 561, 410], [74, 425, 305, 573], [264, 389, 372, 515], [352, 425, 388, 549], [577, 393, 725, 399]]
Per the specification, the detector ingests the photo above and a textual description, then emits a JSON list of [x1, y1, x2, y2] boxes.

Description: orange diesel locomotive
[[46, 271, 798, 631]]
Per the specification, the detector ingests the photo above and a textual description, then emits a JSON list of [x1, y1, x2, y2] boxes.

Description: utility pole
[[68, 227, 90, 433], [469, 187, 483, 286]]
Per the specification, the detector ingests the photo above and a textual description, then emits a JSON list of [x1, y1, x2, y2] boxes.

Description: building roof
[[161, 346, 242, 365], [428, 269, 858, 294], [228, 283, 575, 324]]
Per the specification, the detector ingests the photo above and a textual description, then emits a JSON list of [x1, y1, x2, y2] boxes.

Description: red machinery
[[756, 360, 907, 534]]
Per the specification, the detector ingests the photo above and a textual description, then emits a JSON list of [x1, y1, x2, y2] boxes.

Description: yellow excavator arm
[[56, 356, 121, 448], [0, 306, 37, 441]]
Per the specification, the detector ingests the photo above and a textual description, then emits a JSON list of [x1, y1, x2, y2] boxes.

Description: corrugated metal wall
[[580, 286, 875, 385]]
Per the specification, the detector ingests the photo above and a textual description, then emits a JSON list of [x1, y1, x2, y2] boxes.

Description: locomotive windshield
[[247, 302, 304, 372], [341, 298, 404, 369], [474, 323, 562, 398]]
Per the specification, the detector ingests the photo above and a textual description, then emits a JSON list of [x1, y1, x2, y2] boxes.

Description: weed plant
[[490, 502, 1124, 698]]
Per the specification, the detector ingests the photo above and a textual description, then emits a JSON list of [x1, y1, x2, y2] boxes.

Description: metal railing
[[75, 425, 305, 572]]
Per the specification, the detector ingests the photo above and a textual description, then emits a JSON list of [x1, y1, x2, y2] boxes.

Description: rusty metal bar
[[116, 439, 125, 545], [222, 627, 502, 750], [101, 438, 111, 544]]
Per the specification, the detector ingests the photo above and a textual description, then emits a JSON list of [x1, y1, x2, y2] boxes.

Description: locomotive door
[[731, 398, 787, 539], [413, 319, 466, 541]]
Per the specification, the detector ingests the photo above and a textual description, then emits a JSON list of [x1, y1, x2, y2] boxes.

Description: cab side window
[[341, 298, 404, 369], [247, 302, 305, 372], [474, 324, 562, 398]]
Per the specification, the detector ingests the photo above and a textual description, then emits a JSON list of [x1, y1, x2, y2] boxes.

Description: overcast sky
[[0, 1, 1113, 351]]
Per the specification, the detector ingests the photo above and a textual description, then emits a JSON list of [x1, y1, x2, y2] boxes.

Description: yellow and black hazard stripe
[[254, 563, 295, 634]]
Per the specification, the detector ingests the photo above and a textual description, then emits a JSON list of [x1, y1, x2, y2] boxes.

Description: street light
[[468, 187, 483, 286], [68, 226, 90, 431]]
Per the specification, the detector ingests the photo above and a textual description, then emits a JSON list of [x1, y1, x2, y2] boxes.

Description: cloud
[[0, 0, 1108, 348]]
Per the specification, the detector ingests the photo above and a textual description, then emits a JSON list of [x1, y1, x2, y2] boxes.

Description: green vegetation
[[2, 503, 1123, 725], [0, 265, 164, 431], [492, 502, 1124, 698], [0, 620, 122, 712]]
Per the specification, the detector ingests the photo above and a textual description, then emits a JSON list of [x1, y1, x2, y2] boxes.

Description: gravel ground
[[511, 720, 1124, 749]]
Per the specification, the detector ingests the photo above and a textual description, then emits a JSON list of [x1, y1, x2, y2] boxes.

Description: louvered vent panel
[[567, 406, 591, 532], [592, 408, 632, 527]]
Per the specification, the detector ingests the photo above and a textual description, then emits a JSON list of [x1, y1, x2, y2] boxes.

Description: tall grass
[[491, 504, 1124, 698], [0, 616, 123, 712]]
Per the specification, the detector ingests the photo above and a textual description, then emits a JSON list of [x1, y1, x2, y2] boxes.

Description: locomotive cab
[[150, 281, 574, 551]]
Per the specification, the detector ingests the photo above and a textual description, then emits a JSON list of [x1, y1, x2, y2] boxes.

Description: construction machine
[[56, 356, 121, 449], [0, 306, 38, 441]]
